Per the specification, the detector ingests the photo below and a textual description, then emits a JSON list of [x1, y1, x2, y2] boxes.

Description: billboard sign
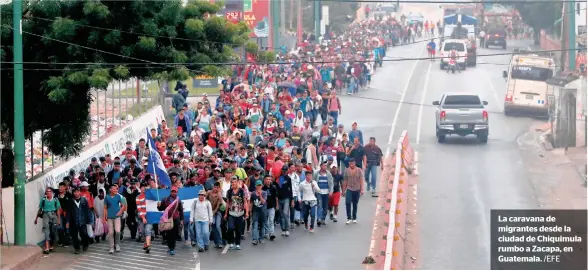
[[244, 0, 269, 38], [192, 75, 219, 89], [225, 11, 242, 24]]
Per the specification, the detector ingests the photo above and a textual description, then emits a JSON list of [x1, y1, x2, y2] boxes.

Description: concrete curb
[[1, 245, 43, 270]]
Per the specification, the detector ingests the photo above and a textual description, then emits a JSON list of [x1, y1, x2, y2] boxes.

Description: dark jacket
[[123, 188, 140, 219], [276, 175, 293, 200], [66, 197, 94, 227], [157, 195, 184, 222]]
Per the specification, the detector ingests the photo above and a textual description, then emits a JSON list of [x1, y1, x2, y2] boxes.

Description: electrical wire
[[319, 0, 585, 3], [2, 47, 580, 66]]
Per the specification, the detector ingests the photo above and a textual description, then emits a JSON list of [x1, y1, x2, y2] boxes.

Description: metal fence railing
[[26, 78, 163, 180]]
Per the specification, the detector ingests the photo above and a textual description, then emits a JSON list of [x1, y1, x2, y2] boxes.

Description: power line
[[319, 0, 584, 3], [2, 48, 580, 66]]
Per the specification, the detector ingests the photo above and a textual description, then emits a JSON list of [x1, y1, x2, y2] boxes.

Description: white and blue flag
[[145, 128, 172, 188], [145, 186, 203, 224]]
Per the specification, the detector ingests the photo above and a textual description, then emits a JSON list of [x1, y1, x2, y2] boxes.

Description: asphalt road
[[384, 38, 541, 269]]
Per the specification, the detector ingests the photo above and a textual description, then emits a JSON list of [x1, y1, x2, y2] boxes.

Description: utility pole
[[13, 0, 27, 246], [567, 0, 576, 70], [561, 3, 568, 70], [297, 0, 302, 44], [314, 0, 321, 41], [280, 0, 286, 37]]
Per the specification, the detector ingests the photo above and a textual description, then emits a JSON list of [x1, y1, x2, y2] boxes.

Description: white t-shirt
[[264, 86, 274, 97]]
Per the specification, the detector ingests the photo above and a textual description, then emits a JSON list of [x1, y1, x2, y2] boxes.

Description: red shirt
[[271, 160, 285, 179]]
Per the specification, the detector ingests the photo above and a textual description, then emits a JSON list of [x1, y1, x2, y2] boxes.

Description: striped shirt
[[136, 193, 147, 220]]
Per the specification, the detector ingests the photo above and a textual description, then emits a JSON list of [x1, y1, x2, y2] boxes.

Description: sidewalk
[[517, 121, 587, 209], [1, 245, 42, 270]]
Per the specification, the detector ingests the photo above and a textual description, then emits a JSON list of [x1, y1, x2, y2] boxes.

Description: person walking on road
[[157, 186, 184, 255], [225, 178, 248, 251], [104, 184, 126, 254], [35, 187, 62, 254], [299, 171, 321, 233], [342, 158, 364, 224], [329, 163, 343, 222], [66, 188, 94, 254], [250, 180, 268, 245], [479, 29, 486, 48], [363, 137, 383, 197], [314, 162, 333, 226], [136, 182, 153, 253], [190, 189, 213, 252]]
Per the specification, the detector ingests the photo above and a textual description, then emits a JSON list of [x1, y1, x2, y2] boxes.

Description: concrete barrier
[[365, 130, 415, 270]]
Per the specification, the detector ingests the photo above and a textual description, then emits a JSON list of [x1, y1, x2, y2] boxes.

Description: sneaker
[[74, 249, 80, 254], [145, 247, 150, 254], [109, 248, 114, 254], [333, 216, 338, 223], [252, 240, 258, 245], [317, 220, 322, 226], [270, 235, 276, 240], [215, 244, 223, 249], [235, 245, 241, 250], [204, 245, 209, 251], [115, 244, 121, 252], [280, 232, 286, 236], [192, 243, 197, 247], [309, 228, 315, 233], [352, 220, 358, 224], [228, 244, 235, 250], [169, 250, 176, 255], [346, 219, 352, 225], [82, 245, 88, 252], [184, 240, 190, 246], [198, 248, 205, 252], [259, 239, 264, 244], [285, 231, 290, 237], [330, 213, 334, 220]]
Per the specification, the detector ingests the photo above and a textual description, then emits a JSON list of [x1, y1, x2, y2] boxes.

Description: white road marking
[[413, 151, 420, 176], [484, 70, 504, 112], [387, 46, 426, 149], [221, 245, 230, 254], [194, 252, 201, 270], [416, 62, 433, 145]]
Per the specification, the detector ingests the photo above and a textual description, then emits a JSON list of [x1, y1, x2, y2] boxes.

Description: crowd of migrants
[[35, 19, 392, 257]]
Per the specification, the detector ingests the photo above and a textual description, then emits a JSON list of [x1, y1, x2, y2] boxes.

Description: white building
[[546, 73, 587, 148], [576, 1, 587, 48]]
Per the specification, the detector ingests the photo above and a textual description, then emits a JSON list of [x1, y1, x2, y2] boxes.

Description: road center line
[[416, 61, 433, 145], [387, 45, 425, 153], [485, 71, 504, 112]]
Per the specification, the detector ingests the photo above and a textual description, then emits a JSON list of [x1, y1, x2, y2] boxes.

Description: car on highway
[[433, 93, 489, 143], [439, 39, 468, 70], [485, 28, 507, 49]]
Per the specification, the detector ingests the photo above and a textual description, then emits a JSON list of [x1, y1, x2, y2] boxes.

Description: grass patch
[[115, 79, 220, 98]]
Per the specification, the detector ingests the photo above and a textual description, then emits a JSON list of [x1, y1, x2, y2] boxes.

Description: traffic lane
[[413, 59, 538, 269], [199, 97, 388, 270], [367, 42, 424, 99]]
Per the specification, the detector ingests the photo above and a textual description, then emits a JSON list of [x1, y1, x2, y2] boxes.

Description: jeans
[[290, 197, 301, 222], [57, 214, 70, 245], [211, 212, 223, 246], [278, 199, 291, 231], [184, 220, 196, 243], [251, 210, 266, 241], [301, 202, 317, 229], [194, 221, 210, 248], [364, 165, 378, 191], [70, 224, 89, 250], [329, 111, 339, 126], [345, 190, 361, 220], [227, 215, 244, 246], [317, 193, 330, 221], [264, 208, 275, 236]]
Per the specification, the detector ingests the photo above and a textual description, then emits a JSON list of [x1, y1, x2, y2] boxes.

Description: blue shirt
[[104, 193, 124, 219], [427, 41, 436, 50]]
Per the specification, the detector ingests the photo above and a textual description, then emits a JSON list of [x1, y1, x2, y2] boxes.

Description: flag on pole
[[146, 128, 172, 188], [145, 186, 202, 224]]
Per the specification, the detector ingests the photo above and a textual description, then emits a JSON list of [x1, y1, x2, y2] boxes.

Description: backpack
[[37, 198, 58, 218]]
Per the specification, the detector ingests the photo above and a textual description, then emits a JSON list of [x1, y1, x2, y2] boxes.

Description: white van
[[502, 54, 556, 117], [439, 39, 468, 70]]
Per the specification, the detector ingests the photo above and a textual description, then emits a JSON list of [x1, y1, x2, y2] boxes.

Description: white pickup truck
[[432, 92, 490, 143]]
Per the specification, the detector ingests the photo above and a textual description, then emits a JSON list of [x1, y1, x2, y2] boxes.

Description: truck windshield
[[443, 95, 483, 108], [510, 65, 553, 82], [443, 43, 465, 51]]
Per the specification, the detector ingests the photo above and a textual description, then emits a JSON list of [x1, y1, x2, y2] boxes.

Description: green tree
[[0, 0, 251, 187], [513, 1, 562, 45]]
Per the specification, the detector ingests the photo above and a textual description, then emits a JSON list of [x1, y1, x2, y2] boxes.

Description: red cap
[[171, 186, 179, 192]]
